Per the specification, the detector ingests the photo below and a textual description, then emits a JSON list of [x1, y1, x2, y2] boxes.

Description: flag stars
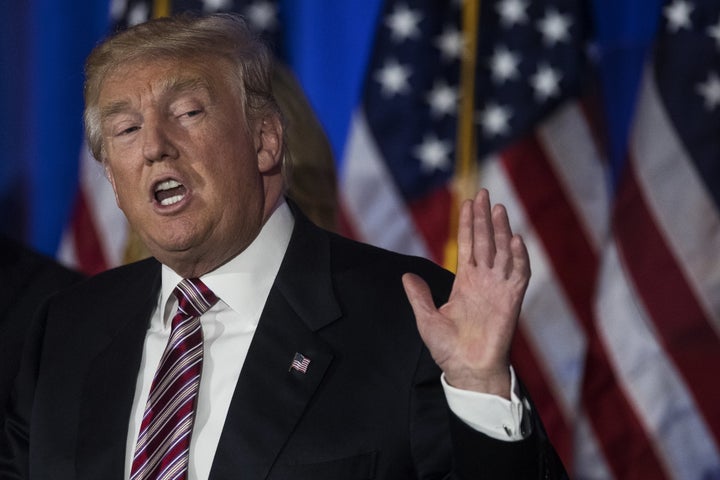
[[110, 0, 128, 21], [477, 104, 512, 137], [707, 16, 720, 48], [427, 81, 458, 117], [414, 135, 453, 172], [375, 59, 413, 97], [697, 72, 720, 111], [244, 1, 279, 31], [126, 2, 150, 26], [537, 9, 572, 46], [489, 46, 521, 83], [385, 4, 423, 42], [435, 26, 464, 61], [530, 64, 562, 101], [203, 0, 232, 12], [496, 0, 529, 28], [664, 0, 693, 32]]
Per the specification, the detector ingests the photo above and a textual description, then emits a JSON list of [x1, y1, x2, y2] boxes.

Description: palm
[[402, 189, 530, 397]]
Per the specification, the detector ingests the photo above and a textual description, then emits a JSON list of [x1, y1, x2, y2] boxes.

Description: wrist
[[444, 367, 512, 399]]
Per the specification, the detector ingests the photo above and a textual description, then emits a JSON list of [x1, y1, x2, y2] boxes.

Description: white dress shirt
[[125, 200, 526, 480]]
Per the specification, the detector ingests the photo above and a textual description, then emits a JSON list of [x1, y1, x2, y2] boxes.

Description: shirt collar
[[160, 200, 295, 322]]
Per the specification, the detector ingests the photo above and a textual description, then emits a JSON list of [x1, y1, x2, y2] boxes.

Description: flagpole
[[444, 0, 480, 272], [153, 0, 171, 19]]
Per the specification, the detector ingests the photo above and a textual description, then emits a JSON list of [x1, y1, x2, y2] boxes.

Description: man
[[0, 13, 566, 479], [0, 236, 84, 430]]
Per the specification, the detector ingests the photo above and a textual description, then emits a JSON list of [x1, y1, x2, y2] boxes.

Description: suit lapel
[[210, 206, 341, 480], [74, 259, 161, 480]]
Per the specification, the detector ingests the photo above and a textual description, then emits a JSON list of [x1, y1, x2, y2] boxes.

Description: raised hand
[[402, 189, 530, 398]]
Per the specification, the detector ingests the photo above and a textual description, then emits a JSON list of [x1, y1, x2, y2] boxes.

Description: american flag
[[596, 0, 720, 477], [341, 0, 720, 478], [290, 352, 311, 374], [341, 0, 462, 263]]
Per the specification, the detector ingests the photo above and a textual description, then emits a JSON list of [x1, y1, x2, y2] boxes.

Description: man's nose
[[142, 120, 179, 162]]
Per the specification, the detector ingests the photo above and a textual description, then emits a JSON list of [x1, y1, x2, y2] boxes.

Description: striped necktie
[[130, 278, 218, 480]]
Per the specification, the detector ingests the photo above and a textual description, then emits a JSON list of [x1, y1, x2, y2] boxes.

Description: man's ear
[[256, 115, 283, 173]]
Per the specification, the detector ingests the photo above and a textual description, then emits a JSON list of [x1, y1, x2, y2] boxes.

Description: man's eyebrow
[[99, 76, 213, 122], [100, 100, 133, 123]]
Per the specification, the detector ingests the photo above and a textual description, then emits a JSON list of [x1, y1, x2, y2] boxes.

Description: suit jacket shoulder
[[0, 257, 161, 480]]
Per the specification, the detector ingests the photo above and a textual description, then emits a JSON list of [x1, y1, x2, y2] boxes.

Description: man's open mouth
[[154, 179, 187, 206]]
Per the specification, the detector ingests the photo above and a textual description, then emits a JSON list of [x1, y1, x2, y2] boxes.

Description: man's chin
[[143, 240, 195, 265]]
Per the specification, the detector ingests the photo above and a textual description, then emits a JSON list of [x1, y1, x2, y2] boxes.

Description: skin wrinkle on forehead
[[100, 75, 216, 128]]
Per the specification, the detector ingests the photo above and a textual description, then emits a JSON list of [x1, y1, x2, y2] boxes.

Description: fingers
[[491, 203, 513, 278], [401, 273, 435, 317], [460, 189, 526, 280], [510, 234, 531, 286], [471, 189, 495, 268], [457, 199, 474, 266]]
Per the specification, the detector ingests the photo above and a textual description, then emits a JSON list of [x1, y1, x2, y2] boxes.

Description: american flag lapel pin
[[289, 352, 311, 374]]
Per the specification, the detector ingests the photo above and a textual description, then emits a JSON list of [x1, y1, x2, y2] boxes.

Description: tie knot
[[173, 278, 219, 319]]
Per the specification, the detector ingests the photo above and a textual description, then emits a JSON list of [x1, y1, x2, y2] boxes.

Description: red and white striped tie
[[130, 278, 218, 480]]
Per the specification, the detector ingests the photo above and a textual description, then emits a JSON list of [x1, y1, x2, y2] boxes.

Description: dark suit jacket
[[0, 237, 84, 430], [0, 208, 566, 479]]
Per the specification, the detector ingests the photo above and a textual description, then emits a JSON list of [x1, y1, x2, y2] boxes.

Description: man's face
[[98, 57, 282, 277]]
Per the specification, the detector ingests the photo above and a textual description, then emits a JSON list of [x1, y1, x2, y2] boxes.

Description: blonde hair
[[273, 64, 338, 231], [83, 13, 282, 162]]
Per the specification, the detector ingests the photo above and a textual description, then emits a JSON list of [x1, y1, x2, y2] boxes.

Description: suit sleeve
[[410, 343, 568, 480], [402, 258, 568, 480]]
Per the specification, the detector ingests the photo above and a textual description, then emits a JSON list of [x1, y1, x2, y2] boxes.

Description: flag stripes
[[65, 191, 108, 273], [595, 242, 720, 479], [535, 102, 609, 249], [407, 187, 452, 262], [484, 117, 670, 478], [615, 165, 720, 443], [594, 56, 720, 478], [59, 147, 127, 274], [341, 110, 432, 259], [484, 157, 612, 477], [632, 67, 720, 334]]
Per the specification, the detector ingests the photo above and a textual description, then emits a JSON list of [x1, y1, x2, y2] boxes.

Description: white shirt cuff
[[441, 366, 531, 442]]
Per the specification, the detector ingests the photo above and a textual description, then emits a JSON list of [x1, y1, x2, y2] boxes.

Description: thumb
[[402, 273, 436, 318]]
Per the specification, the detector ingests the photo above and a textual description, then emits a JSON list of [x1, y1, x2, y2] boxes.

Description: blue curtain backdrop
[[0, 0, 662, 256], [0, 0, 109, 254], [282, 1, 384, 161], [591, 0, 664, 187]]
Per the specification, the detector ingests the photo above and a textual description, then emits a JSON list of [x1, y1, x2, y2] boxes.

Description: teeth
[[155, 179, 181, 192], [160, 195, 184, 206]]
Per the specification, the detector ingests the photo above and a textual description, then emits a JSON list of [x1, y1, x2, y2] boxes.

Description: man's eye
[[117, 125, 140, 136], [182, 109, 203, 118]]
